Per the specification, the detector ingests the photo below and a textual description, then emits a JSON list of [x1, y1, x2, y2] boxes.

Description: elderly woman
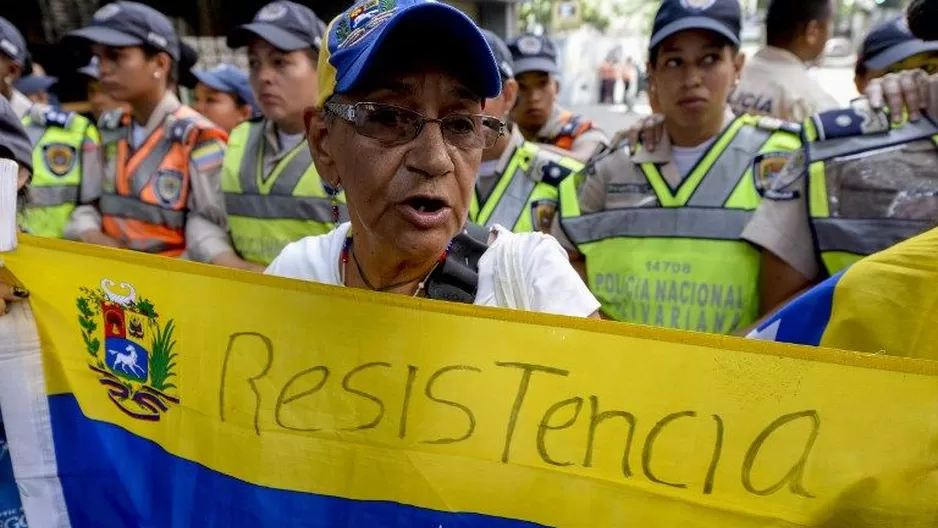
[[265, 0, 600, 317]]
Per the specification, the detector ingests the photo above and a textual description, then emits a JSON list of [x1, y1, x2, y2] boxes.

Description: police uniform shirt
[[65, 92, 232, 262], [731, 46, 840, 122], [537, 106, 609, 152], [258, 118, 307, 180], [741, 137, 938, 281], [551, 107, 738, 251], [8, 89, 32, 120]]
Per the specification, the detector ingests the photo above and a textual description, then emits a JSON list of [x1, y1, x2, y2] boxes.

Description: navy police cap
[[65, 2, 181, 61], [649, 0, 741, 51], [860, 16, 938, 70]]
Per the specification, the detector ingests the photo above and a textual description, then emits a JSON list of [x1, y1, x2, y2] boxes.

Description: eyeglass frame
[[323, 101, 507, 149]]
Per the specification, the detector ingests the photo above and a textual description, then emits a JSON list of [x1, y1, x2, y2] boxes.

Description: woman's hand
[[864, 69, 935, 124], [0, 282, 29, 315], [624, 114, 666, 153]]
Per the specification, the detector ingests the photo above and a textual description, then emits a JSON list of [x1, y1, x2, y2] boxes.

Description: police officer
[[191, 64, 257, 133], [741, 19, 938, 315], [63, 2, 231, 263], [217, 1, 346, 271], [507, 33, 608, 162], [474, 30, 583, 234], [553, 0, 803, 334], [730, 0, 838, 121], [854, 16, 938, 94], [0, 17, 100, 240], [78, 57, 126, 122]]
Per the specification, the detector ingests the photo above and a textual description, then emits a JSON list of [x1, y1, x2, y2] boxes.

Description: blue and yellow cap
[[317, 0, 502, 108]]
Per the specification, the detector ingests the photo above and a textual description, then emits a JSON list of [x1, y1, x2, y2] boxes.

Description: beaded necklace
[[340, 231, 453, 297]]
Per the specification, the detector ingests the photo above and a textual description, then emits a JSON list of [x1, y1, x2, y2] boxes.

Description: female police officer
[[552, 0, 802, 333], [266, 0, 599, 317], [213, 1, 347, 272]]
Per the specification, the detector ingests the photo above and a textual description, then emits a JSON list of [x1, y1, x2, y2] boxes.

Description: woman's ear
[[238, 104, 253, 122], [304, 106, 339, 187], [733, 49, 747, 76]]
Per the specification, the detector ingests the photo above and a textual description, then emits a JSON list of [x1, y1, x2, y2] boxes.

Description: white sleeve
[[522, 233, 600, 318]]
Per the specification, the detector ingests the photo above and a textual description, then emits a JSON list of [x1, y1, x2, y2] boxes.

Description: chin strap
[[424, 223, 490, 304]]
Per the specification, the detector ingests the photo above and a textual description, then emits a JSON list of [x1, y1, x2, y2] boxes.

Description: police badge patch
[[530, 199, 558, 233], [42, 144, 77, 177], [752, 152, 792, 197], [154, 170, 184, 205]]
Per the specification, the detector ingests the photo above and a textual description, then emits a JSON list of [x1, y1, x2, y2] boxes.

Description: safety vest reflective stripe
[[99, 193, 186, 229], [129, 138, 176, 195], [813, 217, 932, 255], [485, 165, 535, 228], [225, 194, 334, 220], [27, 185, 79, 206], [685, 126, 771, 206], [563, 207, 753, 243], [236, 124, 313, 195], [807, 118, 938, 162]]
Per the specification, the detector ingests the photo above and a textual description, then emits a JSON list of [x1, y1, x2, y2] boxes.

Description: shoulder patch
[[533, 155, 575, 186], [755, 115, 801, 135], [41, 108, 75, 129], [190, 139, 226, 173], [166, 117, 198, 144], [812, 102, 889, 141], [98, 108, 126, 131], [752, 151, 793, 197], [558, 114, 585, 137]]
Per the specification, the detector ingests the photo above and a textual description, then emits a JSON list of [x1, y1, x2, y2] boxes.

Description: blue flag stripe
[[49, 395, 547, 528]]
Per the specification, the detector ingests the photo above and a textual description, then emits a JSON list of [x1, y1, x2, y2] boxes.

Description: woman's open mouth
[[399, 196, 450, 229]]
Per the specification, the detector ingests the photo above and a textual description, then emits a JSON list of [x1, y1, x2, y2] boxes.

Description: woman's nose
[[406, 121, 455, 178]]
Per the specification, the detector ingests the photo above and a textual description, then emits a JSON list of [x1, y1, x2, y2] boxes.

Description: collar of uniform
[[495, 125, 526, 174], [9, 89, 32, 120], [261, 119, 306, 161], [631, 106, 736, 164], [755, 46, 808, 69], [137, 91, 181, 137]]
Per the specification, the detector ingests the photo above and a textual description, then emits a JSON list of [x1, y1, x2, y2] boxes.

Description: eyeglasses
[[324, 101, 505, 149]]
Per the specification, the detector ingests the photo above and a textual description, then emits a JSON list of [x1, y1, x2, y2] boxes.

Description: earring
[[153, 71, 161, 79], [331, 184, 343, 228]]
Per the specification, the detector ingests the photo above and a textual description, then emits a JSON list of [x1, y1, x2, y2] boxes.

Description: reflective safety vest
[[221, 121, 348, 266], [560, 114, 802, 333], [802, 106, 938, 276], [19, 107, 96, 238], [543, 111, 597, 150], [99, 106, 228, 257], [469, 141, 582, 233]]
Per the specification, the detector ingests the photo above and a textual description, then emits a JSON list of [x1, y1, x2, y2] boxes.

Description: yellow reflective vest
[[221, 120, 347, 266], [20, 107, 97, 238], [559, 114, 802, 333], [470, 136, 583, 233], [802, 105, 938, 276]]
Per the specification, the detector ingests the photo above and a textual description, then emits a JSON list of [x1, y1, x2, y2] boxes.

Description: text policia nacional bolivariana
[[219, 333, 819, 499]]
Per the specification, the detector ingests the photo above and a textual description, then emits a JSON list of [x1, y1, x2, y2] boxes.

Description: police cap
[[860, 16, 938, 70], [649, 0, 741, 51], [481, 30, 514, 80], [65, 2, 181, 61], [508, 34, 560, 76], [228, 1, 326, 52], [0, 17, 27, 66]]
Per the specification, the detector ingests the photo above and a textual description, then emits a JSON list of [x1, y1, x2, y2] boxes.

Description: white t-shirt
[[671, 137, 716, 179], [265, 222, 600, 318]]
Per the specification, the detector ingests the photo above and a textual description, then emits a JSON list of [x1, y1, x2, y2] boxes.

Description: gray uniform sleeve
[[184, 138, 234, 263], [740, 150, 819, 279], [65, 132, 105, 240]]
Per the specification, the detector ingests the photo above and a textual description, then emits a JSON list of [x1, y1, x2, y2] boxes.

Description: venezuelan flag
[[749, 227, 938, 360], [1, 235, 937, 527]]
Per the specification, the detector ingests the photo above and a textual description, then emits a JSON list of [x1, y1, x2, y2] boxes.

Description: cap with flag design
[[316, 0, 502, 108]]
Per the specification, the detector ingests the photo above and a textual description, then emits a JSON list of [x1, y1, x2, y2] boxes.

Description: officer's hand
[[0, 282, 29, 316], [865, 69, 931, 124], [625, 114, 665, 153]]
